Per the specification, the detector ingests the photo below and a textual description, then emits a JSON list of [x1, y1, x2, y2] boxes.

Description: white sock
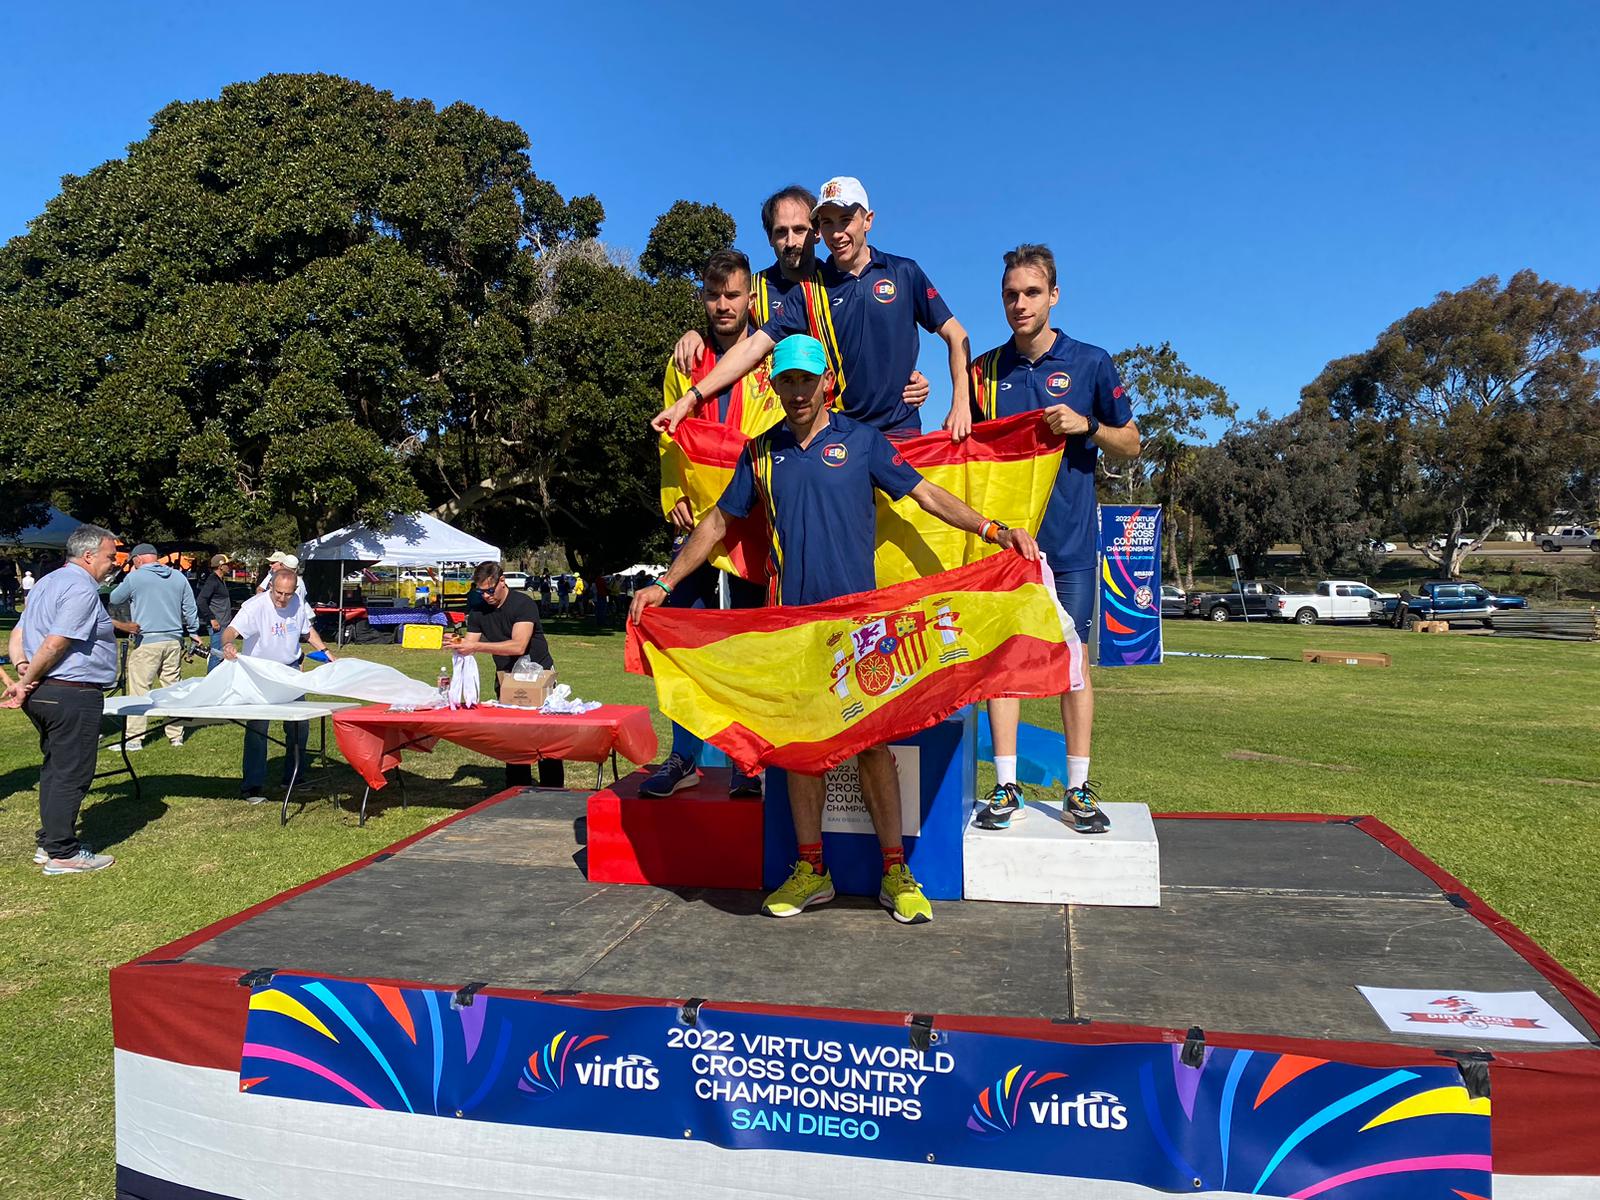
[[1067, 755, 1091, 790], [994, 755, 1017, 788]]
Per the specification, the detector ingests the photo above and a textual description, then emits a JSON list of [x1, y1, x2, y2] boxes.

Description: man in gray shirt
[[110, 543, 201, 749], [3, 524, 121, 875]]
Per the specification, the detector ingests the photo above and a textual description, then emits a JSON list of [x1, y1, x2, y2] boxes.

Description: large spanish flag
[[626, 553, 1084, 775], [659, 410, 1064, 588]]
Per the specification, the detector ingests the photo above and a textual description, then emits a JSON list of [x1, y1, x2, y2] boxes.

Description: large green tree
[[0, 73, 716, 572], [1112, 342, 1234, 586], [1302, 271, 1600, 578]]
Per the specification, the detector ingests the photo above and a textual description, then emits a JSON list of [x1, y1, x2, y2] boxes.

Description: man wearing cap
[[221, 566, 335, 804], [969, 244, 1141, 835], [3, 524, 121, 874], [257, 552, 308, 600], [633, 335, 1038, 926], [654, 177, 967, 443], [668, 184, 931, 412], [195, 554, 236, 673], [110, 543, 203, 750]]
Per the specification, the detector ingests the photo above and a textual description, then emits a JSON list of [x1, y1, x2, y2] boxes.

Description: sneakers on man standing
[[34, 842, 92, 865], [879, 863, 933, 925], [1065, 781, 1110, 834], [639, 753, 700, 798], [762, 861, 836, 918], [974, 782, 1025, 830], [729, 768, 762, 798], [43, 848, 116, 875]]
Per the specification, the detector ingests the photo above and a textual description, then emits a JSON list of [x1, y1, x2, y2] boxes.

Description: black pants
[[506, 759, 565, 789], [23, 682, 105, 859]]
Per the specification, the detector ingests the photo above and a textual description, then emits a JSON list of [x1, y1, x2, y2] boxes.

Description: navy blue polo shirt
[[973, 331, 1133, 570], [760, 246, 954, 437], [718, 412, 923, 605]]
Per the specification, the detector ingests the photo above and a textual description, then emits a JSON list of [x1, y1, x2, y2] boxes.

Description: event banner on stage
[[241, 975, 1491, 1197], [1098, 504, 1164, 667]]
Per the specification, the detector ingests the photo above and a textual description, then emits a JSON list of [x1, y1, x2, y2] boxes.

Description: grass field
[[1, 616, 1597, 1197]]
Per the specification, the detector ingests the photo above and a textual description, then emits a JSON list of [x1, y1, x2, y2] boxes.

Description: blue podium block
[[763, 709, 975, 900]]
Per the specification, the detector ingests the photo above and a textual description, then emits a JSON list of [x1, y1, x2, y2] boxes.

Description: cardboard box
[[496, 667, 556, 708]]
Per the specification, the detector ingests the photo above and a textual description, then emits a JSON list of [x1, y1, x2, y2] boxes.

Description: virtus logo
[[967, 1066, 1067, 1137], [1029, 1089, 1129, 1130], [574, 1051, 661, 1092]]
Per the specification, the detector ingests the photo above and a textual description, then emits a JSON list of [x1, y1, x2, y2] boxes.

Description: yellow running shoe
[[762, 861, 836, 918], [879, 863, 932, 925]]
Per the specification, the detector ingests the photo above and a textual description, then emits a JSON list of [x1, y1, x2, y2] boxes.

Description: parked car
[[1358, 539, 1397, 554], [1185, 581, 1287, 622], [1371, 580, 1529, 628], [1538, 526, 1599, 552], [1160, 584, 1187, 617], [1426, 534, 1480, 551], [1273, 580, 1396, 625], [501, 570, 530, 591]]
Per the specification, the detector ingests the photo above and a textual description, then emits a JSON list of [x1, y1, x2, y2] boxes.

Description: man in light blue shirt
[[109, 542, 201, 749], [3, 524, 121, 874]]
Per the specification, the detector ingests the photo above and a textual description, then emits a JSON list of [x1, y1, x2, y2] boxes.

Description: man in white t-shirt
[[221, 567, 334, 803]]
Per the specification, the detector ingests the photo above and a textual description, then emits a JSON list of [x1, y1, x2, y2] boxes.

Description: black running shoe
[[1065, 781, 1110, 834], [975, 782, 1025, 830], [729, 768, 762, 798]]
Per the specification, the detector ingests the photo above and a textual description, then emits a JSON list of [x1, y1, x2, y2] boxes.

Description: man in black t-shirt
[[452, 561, 561, 789]]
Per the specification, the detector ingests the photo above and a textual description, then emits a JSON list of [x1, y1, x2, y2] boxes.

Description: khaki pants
[[126, 640, 184, 742]]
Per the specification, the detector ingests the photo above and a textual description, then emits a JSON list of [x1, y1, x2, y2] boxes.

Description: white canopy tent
[[1, 506, 84, 550], [299, 513, 501, 641], [299, 512, 499, 567]]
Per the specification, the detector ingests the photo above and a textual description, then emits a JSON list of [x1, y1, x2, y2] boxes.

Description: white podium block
[[963, 801, 1160, 906]]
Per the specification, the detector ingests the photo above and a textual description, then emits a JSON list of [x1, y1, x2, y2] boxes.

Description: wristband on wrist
[[686, 385, 704, 406], [650, 579, 672, 597], [1085, 415, 1101, 439]]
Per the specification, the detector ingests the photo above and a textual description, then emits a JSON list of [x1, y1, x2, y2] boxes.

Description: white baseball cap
[[268, 551, 301, 570], [813, 176, 870, 216]]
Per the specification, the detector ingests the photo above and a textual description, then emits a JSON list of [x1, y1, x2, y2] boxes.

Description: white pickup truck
[[1273, 580, 1395, 625], [1538, 526, 1599, 552]]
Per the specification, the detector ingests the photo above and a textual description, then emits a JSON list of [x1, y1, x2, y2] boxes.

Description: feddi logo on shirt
[[1045, 372, 1072, 397], [872, 279, 897, 304], [822, 443, 848, 466]]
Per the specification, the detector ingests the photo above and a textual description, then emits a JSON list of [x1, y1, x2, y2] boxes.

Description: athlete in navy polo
[[633, 335, 1037, 927], [668, 184, 931, 410], [970, 244, 1141, 835], [654, 176, 971, 442]]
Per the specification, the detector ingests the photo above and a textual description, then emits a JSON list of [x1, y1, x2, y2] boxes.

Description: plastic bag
[[539, 682, 601, 715], [447, 653, 480, 710]]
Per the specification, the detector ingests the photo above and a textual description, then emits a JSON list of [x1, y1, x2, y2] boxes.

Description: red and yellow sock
[[881, 845, 906, 873], [798, 842, 825, 874]]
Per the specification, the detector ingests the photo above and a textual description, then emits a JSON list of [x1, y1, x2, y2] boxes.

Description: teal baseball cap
[[771, 334, 828, 377]]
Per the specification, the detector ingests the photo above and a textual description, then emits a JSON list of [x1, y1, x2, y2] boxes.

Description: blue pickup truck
[[1373, 580, 1529, 628]]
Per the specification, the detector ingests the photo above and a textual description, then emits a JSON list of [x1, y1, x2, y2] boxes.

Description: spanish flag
[[626, 553, 1084, 775], [659, 410, 1064, 587], [658, 418, 773, 582]]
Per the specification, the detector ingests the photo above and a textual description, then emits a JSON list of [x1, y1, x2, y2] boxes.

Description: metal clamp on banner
[[679, 998, 707, 1027], [907, 1013, 936, 1053], [1438, 1049, 1493, 1099], [452, 981, 488, 1009], [237, 967, 277, 989], [1180, 1026, 1206, 1068]]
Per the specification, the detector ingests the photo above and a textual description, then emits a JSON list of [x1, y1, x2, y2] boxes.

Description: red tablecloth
[[332, 704, 659, 790]]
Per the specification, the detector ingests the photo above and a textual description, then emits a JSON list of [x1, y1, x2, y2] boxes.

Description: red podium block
[[587, 767, 764, 889]]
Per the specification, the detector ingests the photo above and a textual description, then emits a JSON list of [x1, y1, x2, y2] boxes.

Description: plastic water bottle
[[438, 663, 450, 692]]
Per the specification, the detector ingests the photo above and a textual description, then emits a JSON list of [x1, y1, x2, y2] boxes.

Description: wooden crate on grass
[[1302, 648, 1391, 668]]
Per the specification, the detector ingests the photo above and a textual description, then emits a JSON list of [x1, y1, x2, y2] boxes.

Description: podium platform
[[963, 800, 1160, 906], [588, 767, 763, 890]]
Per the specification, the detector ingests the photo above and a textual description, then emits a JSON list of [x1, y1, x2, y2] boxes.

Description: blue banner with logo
[[1098, 505, 1164, 667], [242, 975, 1490, 1196]]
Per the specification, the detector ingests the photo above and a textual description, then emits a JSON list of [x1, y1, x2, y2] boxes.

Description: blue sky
[[3, 2, 1597, 431]]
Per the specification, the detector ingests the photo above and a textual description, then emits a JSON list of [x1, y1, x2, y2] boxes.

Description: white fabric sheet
[[144, 657, 440, 710]]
